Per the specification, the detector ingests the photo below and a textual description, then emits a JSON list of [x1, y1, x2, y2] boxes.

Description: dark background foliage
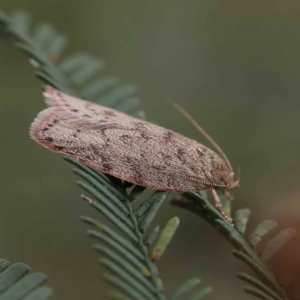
[[1, 0, 300, 299]]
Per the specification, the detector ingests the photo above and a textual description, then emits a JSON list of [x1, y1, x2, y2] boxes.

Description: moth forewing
[[30, 86, 239, 222]]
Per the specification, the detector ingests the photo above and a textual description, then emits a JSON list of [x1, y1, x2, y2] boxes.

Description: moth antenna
[[167, 98, 233, 173]]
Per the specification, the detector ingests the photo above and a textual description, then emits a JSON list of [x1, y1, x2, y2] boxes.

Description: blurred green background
[[1, 0, 300, 299]]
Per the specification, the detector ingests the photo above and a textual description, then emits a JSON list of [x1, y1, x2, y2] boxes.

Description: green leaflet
[[95, 245, 152, 283], [189, 287, 212, 300], [136, 191, 168, 218], [261, 228, 296, 262], [105, 275, 145, 300], [129, 185, 146, 201], [139, 198, 167, 233], [9, 11, 31, 37], [0, 261, 52, 300], [81, 76, 120, 100], [35, 71, 67, 92], [33, 22, 57, 50], [244, 286, 274, 300], [171, 278, 201, 300], [81, 194, 136, 241], [115, 97, 140, 114], [170, 277, 211, 300], [234, 208, 251, 235], [97, 84, 138, 107], [79, 184, 133, 229], [248, 220, 278, 248], [109, 291, 132, 300], [232, 250, 279, 294], [93, 240, 150, 276], [48, 34, 68, 58], [74, 168, 129, 214], [71, 59, 104, 84], [145, 226, 160, 247], [0, 264, 30, 293], [59, 52, 104, 72], [81, 216, 144, 260], [238, 273, 283, 300], [100, 258, 155, 300], [0, 260, 9, 273], [151, 217, 180, 261], [0, 273, 47, 300], [64, 156, 128, 203], [23, 287, 53, 300]]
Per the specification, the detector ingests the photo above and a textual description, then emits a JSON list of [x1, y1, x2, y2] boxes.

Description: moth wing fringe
[[29, 107, 56, 143], [43, 85, 63, 107]]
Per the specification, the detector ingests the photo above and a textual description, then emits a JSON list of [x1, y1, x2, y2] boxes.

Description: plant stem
[[126, 200, 166, 300]]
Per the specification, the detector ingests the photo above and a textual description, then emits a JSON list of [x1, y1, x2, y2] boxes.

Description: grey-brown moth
[[30, 86, 240, 221]]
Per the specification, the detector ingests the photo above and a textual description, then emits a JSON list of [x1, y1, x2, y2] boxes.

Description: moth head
[[216, 167, 241, 193], [226, 167, 241, 191]]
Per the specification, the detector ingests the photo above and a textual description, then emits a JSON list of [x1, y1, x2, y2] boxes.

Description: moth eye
[[214, 181, 227, 190], [218, 181, 227, 187]]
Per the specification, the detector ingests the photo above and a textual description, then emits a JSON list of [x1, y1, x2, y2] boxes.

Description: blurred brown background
[[1, 0, 300, 299]]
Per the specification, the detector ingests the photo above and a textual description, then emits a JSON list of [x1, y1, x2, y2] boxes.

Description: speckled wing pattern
[[30, 86, 231, 193]]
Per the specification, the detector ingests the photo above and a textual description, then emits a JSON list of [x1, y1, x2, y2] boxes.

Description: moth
[[30, 86, 240, 221]]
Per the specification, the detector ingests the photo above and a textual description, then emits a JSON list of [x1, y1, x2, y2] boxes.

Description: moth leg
[[224, 190, 234, 201], [210, 188, 233, 224]]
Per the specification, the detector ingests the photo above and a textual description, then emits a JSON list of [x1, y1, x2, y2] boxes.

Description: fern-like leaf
[[260, 229, 296, 262], [0, 10, 142, 115], [66, 156, 167, 299], [171, 191, 294, 300], [0, 259, 52, 300], [170, 278, 211, 300]]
